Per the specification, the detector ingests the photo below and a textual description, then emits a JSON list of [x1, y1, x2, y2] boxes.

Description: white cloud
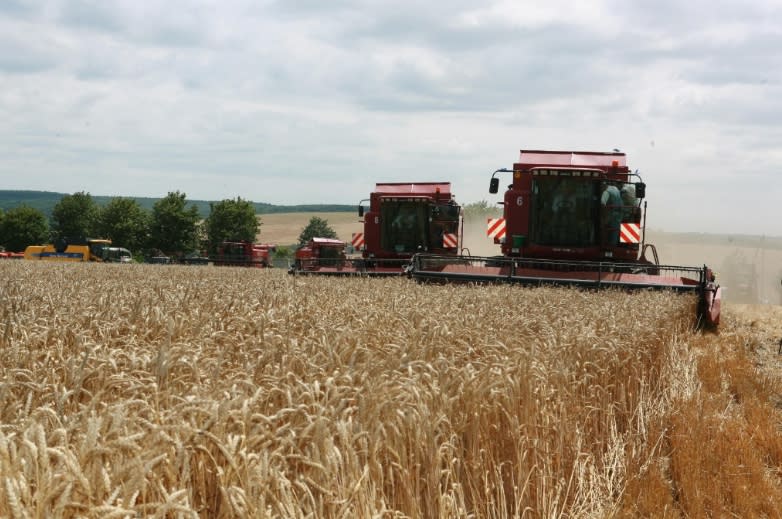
[[0, 0, 780, 235]]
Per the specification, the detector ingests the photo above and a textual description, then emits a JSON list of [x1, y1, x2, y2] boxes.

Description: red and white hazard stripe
[[351, 232, 365, 250], [487, 218, 506, 240], [442, 232, 458, 248], [619, 223, 641, 244]]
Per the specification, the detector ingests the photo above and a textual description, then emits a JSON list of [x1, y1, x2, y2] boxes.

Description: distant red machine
[[212, 241, 276, 268], [291, 237, 350, 275], [0, 251, 24, 259], [290, 182, 462, 276], [407, 150, 722, 327]]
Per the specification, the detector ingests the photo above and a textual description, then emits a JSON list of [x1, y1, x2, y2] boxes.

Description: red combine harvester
[[290, 182, 462, 276], [212, 241, 275, 268], [407, 150, 722, 327], [290, 237, 351, 275]]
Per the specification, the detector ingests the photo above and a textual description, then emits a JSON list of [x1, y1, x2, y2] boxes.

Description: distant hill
[[0, 190, 353, 218]]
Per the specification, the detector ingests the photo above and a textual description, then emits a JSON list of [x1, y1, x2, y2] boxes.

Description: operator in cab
[[600, 182, 622, 245]]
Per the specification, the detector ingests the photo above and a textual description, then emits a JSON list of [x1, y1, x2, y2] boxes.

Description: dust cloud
[[461, 215, 502, 257], [647, 231, 782, 305], [457, 218, 782, 305]]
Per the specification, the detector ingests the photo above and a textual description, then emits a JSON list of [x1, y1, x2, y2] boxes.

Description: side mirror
[[358, 205, 364, 217], [489, 177, 500, 194], [635, 182, 646, 199]]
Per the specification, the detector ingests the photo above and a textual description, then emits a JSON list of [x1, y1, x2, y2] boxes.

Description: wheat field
[[1, 261, 780, 518]]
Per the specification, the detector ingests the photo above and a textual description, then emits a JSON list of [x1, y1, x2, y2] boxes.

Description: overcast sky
[[1, 0, 780, 235]]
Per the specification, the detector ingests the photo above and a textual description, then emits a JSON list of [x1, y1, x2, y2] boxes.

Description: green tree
[[273, 245, 293, 263], [148, 191, 201, 257], [203, 197, 260, 253], [0, 205, 49, 252], [463, 200, 501, 220], [95, 197, 150, 253], [297, 216, 338, 245], [51, 191, 98, 240]]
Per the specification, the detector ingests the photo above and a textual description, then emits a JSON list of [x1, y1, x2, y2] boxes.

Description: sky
[[1, 0, 781, 235]]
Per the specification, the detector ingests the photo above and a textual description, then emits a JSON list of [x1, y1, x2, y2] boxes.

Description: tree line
[[0, 191, 338, 259], [0, 190, 355, 218]]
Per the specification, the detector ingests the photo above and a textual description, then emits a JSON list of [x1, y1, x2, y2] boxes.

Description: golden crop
[[0, 261, 779, 518]]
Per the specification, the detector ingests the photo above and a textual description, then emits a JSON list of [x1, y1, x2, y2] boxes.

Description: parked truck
[[24, 238, 131, 263]]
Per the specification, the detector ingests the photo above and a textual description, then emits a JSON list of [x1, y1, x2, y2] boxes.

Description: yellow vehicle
[[24, 239, 131, 263]]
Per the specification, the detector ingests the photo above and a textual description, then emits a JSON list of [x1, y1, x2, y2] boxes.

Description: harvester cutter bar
[[288, 258, 409, 277], [408, 254, 709, 292], [210, 260, 269, 267]]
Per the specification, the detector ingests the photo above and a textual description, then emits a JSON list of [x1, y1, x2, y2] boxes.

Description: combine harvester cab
[[289, 182, 463, 276], [408, 150, 722, 328]]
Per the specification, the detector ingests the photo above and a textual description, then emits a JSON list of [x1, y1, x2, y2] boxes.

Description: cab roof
[[374, 182, 452, 195], [516, 150, 627, 169], [310, 237, 345, 246]]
